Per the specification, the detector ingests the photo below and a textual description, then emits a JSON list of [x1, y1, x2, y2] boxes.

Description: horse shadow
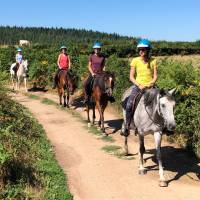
[[104, 119, 123, 134], [28, 87, 48, 92], [71, 95, 85, 109], [144, 146, 200, 184]]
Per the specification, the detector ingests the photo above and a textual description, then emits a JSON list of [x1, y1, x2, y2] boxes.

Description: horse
[[57, 70, 78, 107], [121, 87, 176, 187], [10, 60, 28, 92], [85, 71, 115, 134]]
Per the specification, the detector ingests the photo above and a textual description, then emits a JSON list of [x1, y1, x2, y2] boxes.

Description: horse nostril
[[169, 123, 176, 131]]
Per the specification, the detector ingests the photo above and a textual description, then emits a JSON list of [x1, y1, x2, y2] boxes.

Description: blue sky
[[0, 0, 199, 41]]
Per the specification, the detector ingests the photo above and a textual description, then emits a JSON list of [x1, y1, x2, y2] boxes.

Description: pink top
[[59, 53, 69, 69]]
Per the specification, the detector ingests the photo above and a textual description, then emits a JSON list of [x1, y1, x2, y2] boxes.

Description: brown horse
[[57, 70, 78, 107], [85, 71, 115, 134]]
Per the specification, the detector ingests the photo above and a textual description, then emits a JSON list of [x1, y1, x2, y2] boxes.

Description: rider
[[53, 45, 71, 89], [124, 39, 158, 135], [84, 42, 115, 103], [13, 48, 23, 75]]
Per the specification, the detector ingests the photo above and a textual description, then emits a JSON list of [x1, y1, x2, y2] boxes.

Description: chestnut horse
[[85, 71, 115, 134], [57, 70, 78, 107]]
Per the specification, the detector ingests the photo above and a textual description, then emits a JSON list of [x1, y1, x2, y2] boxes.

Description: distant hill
[[0, 26, 200, 56], [0, 26, 137, 45]]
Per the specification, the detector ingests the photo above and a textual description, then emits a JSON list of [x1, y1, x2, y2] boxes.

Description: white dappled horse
[[10, 60, 28, 92]]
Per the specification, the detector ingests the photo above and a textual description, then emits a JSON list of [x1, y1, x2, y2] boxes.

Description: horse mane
[[93, 71, 115, 92], [144, 88, 159, 107]]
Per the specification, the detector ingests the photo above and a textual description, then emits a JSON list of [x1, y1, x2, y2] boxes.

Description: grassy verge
[[0, 93, 72, 199]]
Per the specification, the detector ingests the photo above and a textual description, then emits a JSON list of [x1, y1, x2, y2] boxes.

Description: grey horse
[[10, 60, 28, 92], [121, 86, 176, 187]]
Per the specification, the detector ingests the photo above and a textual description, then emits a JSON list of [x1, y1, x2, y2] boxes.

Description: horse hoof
[[124, 146, 129, 156], [87, 123, 91, 128], [159, 180, 168, 187], [138, 169, 147, 175], [102, 132, 108, 137]]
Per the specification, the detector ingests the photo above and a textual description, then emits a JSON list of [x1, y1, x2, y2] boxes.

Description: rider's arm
[[68, 55, 71, 69], [88, 61, 95, 76], [130, 66, 146, 90], [102, 58, 106, 71], [149, 65, 158, 87], [57, 54, 61, 69]]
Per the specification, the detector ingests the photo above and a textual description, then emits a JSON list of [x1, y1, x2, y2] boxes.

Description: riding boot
[[83, 74, 93, 104], [122, 85, 141, 136]]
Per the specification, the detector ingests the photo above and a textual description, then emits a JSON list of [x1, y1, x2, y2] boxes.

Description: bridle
[[104, 76, 113, 96], [144, 94, 165, 129]]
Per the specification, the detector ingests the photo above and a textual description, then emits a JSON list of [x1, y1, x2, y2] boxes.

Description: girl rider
[[124, 39, 158, 135], [53, 45, 71, 89]]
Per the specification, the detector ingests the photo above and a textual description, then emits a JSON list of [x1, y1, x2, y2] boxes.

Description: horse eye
[[161, 104, 165, 108]]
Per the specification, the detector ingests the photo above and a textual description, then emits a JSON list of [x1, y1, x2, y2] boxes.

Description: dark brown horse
[[57, 70, 78, 107], [85, 71, 115, 134]]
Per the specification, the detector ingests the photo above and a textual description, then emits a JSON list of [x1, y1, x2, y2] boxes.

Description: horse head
[[67, 72, 78, 95], [22, 60, 28, 72], [143, 88, 176, 134], [158, 88, 176, 132], [103, 71, 115, 96]]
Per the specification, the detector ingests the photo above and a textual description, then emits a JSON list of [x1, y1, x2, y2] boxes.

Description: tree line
[[0, 26, 200, 57]]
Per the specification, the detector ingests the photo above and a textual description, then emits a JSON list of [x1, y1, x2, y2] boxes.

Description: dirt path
[[12, 91, 200, 200]]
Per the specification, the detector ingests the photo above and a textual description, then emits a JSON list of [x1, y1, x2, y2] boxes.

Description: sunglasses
[[139, 48, 147, 52]]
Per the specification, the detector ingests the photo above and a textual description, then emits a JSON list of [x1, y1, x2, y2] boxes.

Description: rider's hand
[[138, 84, 146, 90], [149, 81, 155, 87], [92, 73, 96, 77]]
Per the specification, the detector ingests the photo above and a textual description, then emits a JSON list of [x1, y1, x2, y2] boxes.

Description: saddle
[[129, 90, 144, 127]]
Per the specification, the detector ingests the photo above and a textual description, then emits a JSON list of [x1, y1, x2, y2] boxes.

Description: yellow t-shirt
[[130, 57, 157, 87]]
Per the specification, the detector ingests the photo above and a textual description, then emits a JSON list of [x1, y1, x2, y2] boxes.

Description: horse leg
[[63, 88, 67, 107], [87, 102, 91, 127], [65, 90, 69, 108], [154, 131, 167, 187], [101, 102, 108, 134], [58, 88, 62, 106], [138, 134, 146, 175], [124, 136, 129, 155], [17, 76, 20, 90], [92, 102, 96, 125], [97, 102, 106, 134], [96, 101, 102, 130], [11, 76, 15, 90], [24, 77, 28, 92]]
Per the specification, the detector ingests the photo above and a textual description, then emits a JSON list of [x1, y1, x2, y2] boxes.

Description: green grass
[[102, 145, 134, 160], [26, 93, 40, 100], [100, 135, 115, 142], [102, 145, 121, 153], [0, 94, 72, 199], [41, 97, 57, 105]]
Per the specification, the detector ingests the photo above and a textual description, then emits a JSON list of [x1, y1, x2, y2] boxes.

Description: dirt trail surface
[[12, 91, 200, 200]]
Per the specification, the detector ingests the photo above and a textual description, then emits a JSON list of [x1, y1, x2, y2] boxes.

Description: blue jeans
[[125, 85, 141, 127]]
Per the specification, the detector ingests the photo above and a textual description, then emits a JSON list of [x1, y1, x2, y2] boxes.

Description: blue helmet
[[93, 42, 102, 49], [60, 45, 67, 50], [17, 48, 22, 52], [137, 39, 151, 48]]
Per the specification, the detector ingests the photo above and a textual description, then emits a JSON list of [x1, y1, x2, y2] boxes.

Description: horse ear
[[168, 88, 176, 96], [159, 88, 166, 97]]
